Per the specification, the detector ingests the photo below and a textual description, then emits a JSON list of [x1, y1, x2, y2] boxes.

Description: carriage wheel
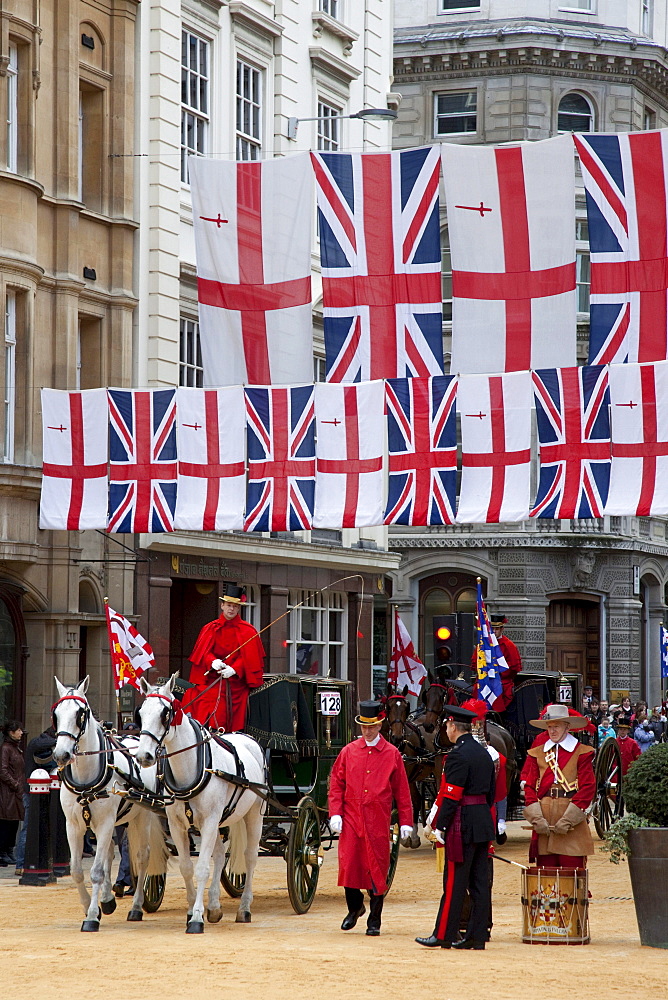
[[142, 874, 166, 913], [592, 737, 623, 839], [385, 809, 401, 894], [286, 796, 322, 915], [220, 846, 247, 899]]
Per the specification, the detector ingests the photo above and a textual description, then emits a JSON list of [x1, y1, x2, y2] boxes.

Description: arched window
[[558, 93, 593, 133], [0, 597, 17, 721]]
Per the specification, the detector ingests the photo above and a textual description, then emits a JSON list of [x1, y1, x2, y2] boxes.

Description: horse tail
[[127, 810, 170, 877], [227, 819, 248, 876]]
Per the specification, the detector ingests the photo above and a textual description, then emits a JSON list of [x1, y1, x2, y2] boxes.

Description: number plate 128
[[319, 691, 341, 716]]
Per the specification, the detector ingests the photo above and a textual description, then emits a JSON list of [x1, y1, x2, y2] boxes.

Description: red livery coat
[[617, 735, 641, 775], [329, 736, 412, 895], [182, 615, 265, 731]]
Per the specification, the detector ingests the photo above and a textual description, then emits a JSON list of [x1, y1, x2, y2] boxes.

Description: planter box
[[628, 828, 668, 949]]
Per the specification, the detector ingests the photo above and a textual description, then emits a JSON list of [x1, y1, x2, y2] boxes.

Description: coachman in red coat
[[329, 700, 413, 936], [182, 585, 265, 731], [470, 613, 522, 712]]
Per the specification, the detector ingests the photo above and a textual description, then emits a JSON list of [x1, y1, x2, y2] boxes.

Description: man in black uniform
[[416, 705, 496, 951]]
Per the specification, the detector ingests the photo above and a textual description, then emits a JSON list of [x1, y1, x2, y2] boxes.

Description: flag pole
[[104, 597, 121, 730]]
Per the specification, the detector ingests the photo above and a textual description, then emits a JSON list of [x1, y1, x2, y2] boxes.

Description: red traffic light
[[436, 625, 452, 641]]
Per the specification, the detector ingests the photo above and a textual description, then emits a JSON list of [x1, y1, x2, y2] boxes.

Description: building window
[[576, 218, 590, 315], [319, 0, 339, 17], [317, 101, 340, 151], [78, 316, 103, 389], [313, 355, 327, 382], [79, 83, 104, 210], [180, 318, 203, 387], [4, 291, 15, 464], [239, 585, 260, 630], [557, 93, 593, 133], [440, 1, 480, 10], [236, 60, 262, 161], [644, 107, 657, 131], [441, 229, 452, 322], [642, 0, 653, 34], [6, 43, 17, 173], [286, 590, 347, 678], [434, 91, 477, 136], [181, 30, 210, 184]]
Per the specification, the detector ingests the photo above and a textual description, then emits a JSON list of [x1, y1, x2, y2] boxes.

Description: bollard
[[19, 769, 56, 886], [49, 774, 70, 877]]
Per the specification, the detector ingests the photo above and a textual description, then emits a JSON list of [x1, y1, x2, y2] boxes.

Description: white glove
[[426, 803, 438, 828], [330, 815, 342, 834], [218, 665, 236, 679], [433, 828, 445, 845], [211, 658, 225, 673], [497, 819, 507, 835], [400, 825, 413, 840]]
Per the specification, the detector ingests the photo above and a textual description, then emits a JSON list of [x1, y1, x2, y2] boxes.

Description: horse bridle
[[137, 692, 176, 753], [53, 693, 90, 755]]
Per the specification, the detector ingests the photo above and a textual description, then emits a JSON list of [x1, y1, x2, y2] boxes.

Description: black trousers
[[433, 840, 491, 944], [344, 887, 384, 929], [0, 819, 19, 856]]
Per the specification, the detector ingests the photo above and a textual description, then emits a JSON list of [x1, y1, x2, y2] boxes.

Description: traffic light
[[432, 614, 457, 677]]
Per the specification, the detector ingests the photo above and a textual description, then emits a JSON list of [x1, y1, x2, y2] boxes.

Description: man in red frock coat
[[182, 585, 265, 731], [329, 700, 413, 936]]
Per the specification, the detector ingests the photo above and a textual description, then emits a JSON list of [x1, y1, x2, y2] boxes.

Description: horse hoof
[[81, 920, 100, 932], [100, 898, 117, 915], [235, 911, 251, 924], [207, 908, 223, 923], [410, 836, 421, 850], [186, 920, 204, 934], [127, 909, 143, 922], [400, 837, 411, 849]]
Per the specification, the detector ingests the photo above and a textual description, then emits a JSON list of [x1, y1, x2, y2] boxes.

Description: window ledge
[[312, 11, 358, 54], [310, 46, 362, 84], [0, 169, 44, 199], [228, 1, 283, 38]]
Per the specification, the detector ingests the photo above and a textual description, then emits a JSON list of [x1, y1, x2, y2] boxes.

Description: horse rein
[[137, 692, 213, 759]]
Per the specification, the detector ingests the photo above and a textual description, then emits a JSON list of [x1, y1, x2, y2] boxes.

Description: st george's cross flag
[[244, 385, 315, 532], [189, 155, 313, 386], [312, 146, 444, 382], [575, 130, 668, 365], [107, 389, 177, 533], [313, 380, 385, 527], [174, 387, 246, 531], [105, 604, 155, 692], [456, 371, 532, 523], [40, 388, 108, 530], [441, 135, 576, 374], [388, 608, 427, 697], [384, 375, 458, 526], [606, 361, 668, 517], [531, 365, 611, 519]]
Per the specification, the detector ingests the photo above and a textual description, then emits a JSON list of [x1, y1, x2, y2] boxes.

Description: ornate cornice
[[389, 534, 668, 558], [312, 11, 358, 55]]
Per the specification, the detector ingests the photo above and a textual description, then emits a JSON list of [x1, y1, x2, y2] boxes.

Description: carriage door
[[546, 597, 600, 694]]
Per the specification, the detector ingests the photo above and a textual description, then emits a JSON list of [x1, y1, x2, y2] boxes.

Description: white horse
[[53, 676, 169, 931], [135, 674, 265, 933]]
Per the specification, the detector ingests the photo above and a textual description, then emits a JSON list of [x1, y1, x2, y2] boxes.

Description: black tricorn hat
[[221, 583, 246, 604], [355, 699, 386, 725], [443, 705, 478, 724]]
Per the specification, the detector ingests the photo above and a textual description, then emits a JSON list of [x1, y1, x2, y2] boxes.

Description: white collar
[[544, 733, 577, 752], [363, 734, 381, 747]]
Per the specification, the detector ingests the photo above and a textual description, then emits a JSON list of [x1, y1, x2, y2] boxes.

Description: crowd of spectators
[[580, 687, 667, 759]]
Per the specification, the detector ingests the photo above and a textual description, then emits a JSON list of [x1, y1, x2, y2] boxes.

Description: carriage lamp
[[287, 107, 398, 140]]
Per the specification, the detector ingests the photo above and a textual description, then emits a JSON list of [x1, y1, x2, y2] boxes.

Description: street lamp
[[287, 107, 398, 141]]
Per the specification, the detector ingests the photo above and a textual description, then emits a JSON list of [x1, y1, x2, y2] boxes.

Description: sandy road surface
[[0, 822, 661, 1000]]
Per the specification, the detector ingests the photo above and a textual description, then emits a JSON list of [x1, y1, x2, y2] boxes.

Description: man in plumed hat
[[182, 584, 265, 731], [521, 704, 596, 869], [328, 700, 413, 936], [416, 704, 496, 951]]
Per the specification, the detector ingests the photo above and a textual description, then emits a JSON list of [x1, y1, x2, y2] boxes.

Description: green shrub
[[623, 743, 668, 826]]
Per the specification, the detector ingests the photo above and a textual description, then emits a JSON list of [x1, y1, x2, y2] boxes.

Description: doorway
[[546, 598, 600, 695], [169, 580, 219, 679]]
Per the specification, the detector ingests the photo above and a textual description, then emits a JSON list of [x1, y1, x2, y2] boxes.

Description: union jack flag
[[107, 389, 177, 533], [384, 376, 458, 526], [312, 146, 444, 382], [531, 365, 611, 519], [244, 385, 315, 532], [575, 131, 668, 365]]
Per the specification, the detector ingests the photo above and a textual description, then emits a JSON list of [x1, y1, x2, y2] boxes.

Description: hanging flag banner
[[475, 580, 509, 709], [575, 130, 668, 365], [442, 135, 576, 374], [244, 385, 315, 532], [457, 370, 532, 523], [388, 607, 428, 697], [531, 365, 611, 519], [174, 386, 246, 531], [606, 361, 668, 517], [313, 380, 385, 527], [105, 603, 155, 691], [40, 388, 108, 530], [190, 155, 313, 386], [384, 375, 458, 526], [661, 623, 668, 680], [312, 146, 444, 382]]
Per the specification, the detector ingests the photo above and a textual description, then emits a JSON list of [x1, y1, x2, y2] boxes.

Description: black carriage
[[498, 669, 623, 837], [217, 673, 401, 914]]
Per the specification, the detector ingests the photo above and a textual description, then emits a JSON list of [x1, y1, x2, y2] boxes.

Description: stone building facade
[[391, 0, 668, 706]]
